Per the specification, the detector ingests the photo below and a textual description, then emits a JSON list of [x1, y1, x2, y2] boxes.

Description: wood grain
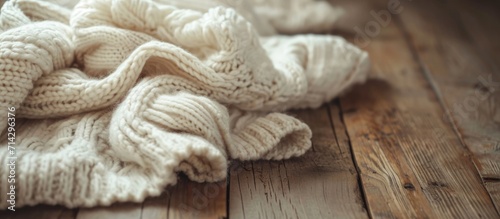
[[395, 0, 500, 212], [76, 176, 226, 219], [336, 1, 499, 217], [140, 191, 170, 219], [77, 202, 142, 219], [229, 105, 368, 219], [444, 0, 500, 69], [486, 181, 500, 213], [164, 176, 227, 219], [0, 205, 76, 219]]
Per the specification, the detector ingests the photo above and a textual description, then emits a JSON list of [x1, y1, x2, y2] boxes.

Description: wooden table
[[1, 0, 499, 218]]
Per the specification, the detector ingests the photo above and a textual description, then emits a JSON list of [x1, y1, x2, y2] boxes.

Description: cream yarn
[[0, 0, 369, 208]]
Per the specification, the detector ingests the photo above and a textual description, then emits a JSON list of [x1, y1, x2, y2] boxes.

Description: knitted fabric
[[0, 0, 369, 208]]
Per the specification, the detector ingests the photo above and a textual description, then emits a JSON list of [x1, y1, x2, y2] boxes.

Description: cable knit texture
[[0, 0, 369, 208]]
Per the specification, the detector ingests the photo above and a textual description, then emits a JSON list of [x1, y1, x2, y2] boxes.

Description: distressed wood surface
[[443, 0, 500, 211], [395, 0, 500, 212], [335, 0, 499, 217], [229, 105, 368, 219], [77, 202, 143, 219], [160, 177, 227, 219], [77, 176, 227, 219]]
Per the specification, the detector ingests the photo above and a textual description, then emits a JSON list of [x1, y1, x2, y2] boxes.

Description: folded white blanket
[[0, 0, 369, 208]]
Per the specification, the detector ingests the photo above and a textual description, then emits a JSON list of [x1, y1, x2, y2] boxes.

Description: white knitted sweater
[[0, 0, 369, 208]]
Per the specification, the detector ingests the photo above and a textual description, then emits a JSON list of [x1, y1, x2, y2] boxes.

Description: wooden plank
[[229, 106, 368, 218], [165, 176, 227, 219], [486, 181, 500, 213], [76, 176, 227, 219], [444, 0, 500, 69], [444, 1, 500, 210], [76, 193, 172, 219], [77, 202, 142, 219], [394, 0, 500, 212], [0, 205, 76, 219], [337, 2, 499, 217], [141, 191, 170, 219]]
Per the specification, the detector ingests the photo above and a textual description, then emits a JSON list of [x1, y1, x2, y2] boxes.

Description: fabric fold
[[0, 0, 370, 209], [70, 0, 368, 111], [1, 78, 313, 208], [228, 109, 312, 160], [0, 20, 74, 132]]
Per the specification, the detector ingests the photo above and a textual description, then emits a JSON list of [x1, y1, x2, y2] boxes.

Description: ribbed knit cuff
[[228, 112, 312, 160]]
